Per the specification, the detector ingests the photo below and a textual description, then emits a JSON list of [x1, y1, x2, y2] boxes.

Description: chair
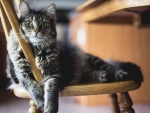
[[13, 81, 140, 113], [0, 0, 141, 113]]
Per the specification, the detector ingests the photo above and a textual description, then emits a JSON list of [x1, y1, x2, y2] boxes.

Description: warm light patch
[[77, 28, 86, 46]]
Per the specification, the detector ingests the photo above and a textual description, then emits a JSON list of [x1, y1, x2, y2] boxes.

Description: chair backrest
[[0, 0, 43, 82]]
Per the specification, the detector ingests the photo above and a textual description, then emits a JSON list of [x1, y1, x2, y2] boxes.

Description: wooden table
[[77, 0, 150, 27]]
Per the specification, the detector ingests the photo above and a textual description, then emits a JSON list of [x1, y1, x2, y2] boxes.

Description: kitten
[[6, 1, 143, 113]]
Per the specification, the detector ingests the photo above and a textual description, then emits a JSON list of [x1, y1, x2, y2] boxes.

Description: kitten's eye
[[42, 22, 49, 28], [26, 21, 33, 26]]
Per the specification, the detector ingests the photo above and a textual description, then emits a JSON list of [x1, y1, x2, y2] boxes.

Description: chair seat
[[13, 80, 141, 98]]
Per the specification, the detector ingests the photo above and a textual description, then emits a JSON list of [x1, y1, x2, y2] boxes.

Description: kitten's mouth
[[33, 33, 40, 38], [29, 37, 45, 43], [35, 36, 39, 38], [33, 35, 41, 39], [35, 33, 40, 37]]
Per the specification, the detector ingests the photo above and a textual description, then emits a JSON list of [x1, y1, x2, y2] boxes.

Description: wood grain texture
[[13, 81, 140, 98], [77, 0, 150, 22], [60, 81, 140, 97], [0, 0, 43, 82]]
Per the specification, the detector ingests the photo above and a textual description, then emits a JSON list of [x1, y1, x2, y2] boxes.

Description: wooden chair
[[13, 81, 140, 113], [0, 0, 141, 113]]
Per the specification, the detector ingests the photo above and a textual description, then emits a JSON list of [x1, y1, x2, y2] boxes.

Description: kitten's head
[[19, 1, 57, 43]]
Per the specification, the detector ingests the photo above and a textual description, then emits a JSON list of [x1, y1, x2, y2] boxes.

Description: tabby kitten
[[6, 1, 143, 113]]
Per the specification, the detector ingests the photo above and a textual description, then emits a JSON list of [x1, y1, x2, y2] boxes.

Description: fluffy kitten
[[6, 1, 143, 113]]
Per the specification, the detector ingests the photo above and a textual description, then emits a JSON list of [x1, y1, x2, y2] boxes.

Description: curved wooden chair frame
[[0, 0, 141, 113]]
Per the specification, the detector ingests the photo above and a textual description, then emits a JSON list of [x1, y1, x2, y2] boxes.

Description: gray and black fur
[[6, 1, 143, 113]]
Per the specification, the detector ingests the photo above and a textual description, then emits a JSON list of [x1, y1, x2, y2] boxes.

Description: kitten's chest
[[32, 45, 59, 69]]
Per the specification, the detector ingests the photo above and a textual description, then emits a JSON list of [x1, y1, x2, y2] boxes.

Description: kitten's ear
[[43, 3, 56, 17], [19, 1, 30, 17]]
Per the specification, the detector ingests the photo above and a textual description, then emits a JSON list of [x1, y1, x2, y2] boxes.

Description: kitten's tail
[[106, 59, 143, 83]]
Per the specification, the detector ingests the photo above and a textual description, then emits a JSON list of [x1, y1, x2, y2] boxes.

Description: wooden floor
[[0, 89, 150, 113]]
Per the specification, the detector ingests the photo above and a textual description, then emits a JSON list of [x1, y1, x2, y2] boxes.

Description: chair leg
[[28, 99, 41, 113], [109, 93, 120, 113], [120, 92, 135, 113]]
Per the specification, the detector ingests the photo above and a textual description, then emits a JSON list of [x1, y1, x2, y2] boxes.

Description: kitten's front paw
[[36, 99, 44, 109], [32, 90, 44, 109], [44, 107, 57, 113], [44, 109, 56, 113], [44, 101, 58, 113], [29, 81, 44, 109], [115, 70, 128, 81], [99, 71, 109, 82]]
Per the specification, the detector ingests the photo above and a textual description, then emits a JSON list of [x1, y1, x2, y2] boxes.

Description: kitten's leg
[[81, 64, 115, 83], [81, 71, 103, 83], [7, 36, 44, 108], [82, 66, 115, 83], [44, 77, 60, 113], [84, 54, 116, 83], [98, 64, 115, 82], [115, 69, 128, 81], [106, 60, 129, 81], [8, 56, 44, 109], [18, 77, 44, 109]]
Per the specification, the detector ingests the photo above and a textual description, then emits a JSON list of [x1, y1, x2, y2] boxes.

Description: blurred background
[[0, 0, 150, 113]]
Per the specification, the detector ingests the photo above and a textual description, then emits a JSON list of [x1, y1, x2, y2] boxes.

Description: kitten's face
[[19, 1, 56, 43]]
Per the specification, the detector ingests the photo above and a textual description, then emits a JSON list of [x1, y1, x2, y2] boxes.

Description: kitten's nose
[[34, 29, 39, 33]]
